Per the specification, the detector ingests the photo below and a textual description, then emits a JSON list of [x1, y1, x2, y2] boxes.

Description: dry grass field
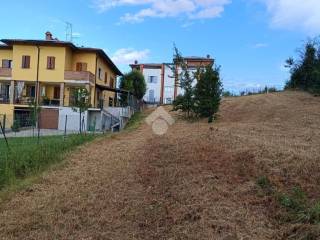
[[0, 91, 319, 239]]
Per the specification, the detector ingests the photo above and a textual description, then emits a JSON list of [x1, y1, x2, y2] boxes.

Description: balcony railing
[[0, 96, 9, 104], [0, 68, 12, 78], [64, 71, 95, 84], [14, 97, 35, 105]]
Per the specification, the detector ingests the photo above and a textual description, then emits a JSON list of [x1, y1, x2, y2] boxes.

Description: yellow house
[[0, 32, 122, 129]]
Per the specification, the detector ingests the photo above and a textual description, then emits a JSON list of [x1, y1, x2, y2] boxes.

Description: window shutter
[[22, 56, 25, 68], [76, 62, 87, 71], [47, 57, 50, 69], [26, 56, 30, 68], [82, 63, 87, 71], [105, 72, 108, 84], [76, 62, 81, 71], [52, 57, 55, 69]]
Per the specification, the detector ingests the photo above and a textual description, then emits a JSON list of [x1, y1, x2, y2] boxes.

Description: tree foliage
[[194, 64, 222, 122], [172, 46, 223, 122], [285, 38, 320, 94], [119, 70, 146, 105], [172, 47, 195, 117], [71, 87, 91, 133]]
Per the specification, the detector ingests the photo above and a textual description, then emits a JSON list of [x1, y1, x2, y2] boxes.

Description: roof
[[0, 44, 12, 50], [77, 47, 122, 76], [0, 39, 122, 76], [131, 56, 214, 69]]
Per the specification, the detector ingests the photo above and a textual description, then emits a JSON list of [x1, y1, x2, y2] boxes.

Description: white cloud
[[93, 0, 231, 23], [252, 43, 268, 48], [262, 0, 320, 33], [111, 48, 150, 65]]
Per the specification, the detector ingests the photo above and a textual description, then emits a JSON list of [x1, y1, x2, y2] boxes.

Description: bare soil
[[0, 91, 320, 239]]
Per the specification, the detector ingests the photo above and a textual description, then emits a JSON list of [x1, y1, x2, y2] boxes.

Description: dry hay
[[0, 91, 319, 239]]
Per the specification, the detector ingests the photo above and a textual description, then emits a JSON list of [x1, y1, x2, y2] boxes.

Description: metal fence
[[0, 113, 98, 190]]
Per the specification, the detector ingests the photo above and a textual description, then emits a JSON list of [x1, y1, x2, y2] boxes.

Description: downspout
[[94, 54, 98, 108], [36, 45, 41, 141], [160, 64, 165, 104], [35, 46, 40, 105]]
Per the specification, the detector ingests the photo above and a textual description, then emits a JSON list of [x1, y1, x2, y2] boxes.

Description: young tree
[[172, 47, 195, 117], [119, 70, 146, 106], [194, 64, 223, 122], [71, 87, 91, 133]]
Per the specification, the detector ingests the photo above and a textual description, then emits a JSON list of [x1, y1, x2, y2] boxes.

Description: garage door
[[39, 108, 59, 129]]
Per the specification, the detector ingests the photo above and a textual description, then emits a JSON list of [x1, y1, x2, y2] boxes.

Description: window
[[109, 97, 113, 107], [22, 55, 30, 69], [104, 72, 108, 84], [2, 59, 12, 68], [53, 86, 60, 99], [98, 68, 102, 79], [47, 56, 55, 70], [110, 77, 115, 88], [76, 62, 87, 71], [149, 89, 155, 103], [148, 76, 157, 83]]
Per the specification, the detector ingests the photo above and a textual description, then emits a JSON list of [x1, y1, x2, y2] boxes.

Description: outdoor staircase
[[101, 109, 121, 132]]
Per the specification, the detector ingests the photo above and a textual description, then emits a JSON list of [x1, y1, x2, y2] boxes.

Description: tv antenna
[[65, 22, 73, 42]]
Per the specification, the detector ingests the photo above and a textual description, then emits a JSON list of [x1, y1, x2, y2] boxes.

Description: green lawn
[[0, 134, 97, 190]]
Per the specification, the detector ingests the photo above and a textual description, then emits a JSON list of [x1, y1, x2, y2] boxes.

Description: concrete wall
[[58, 107, 88, 131]]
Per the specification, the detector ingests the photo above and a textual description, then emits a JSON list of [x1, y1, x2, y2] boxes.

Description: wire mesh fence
[[0, 113, 99, 190]]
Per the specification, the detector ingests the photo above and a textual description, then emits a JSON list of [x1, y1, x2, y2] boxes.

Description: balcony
[[0, 68, 12, 78], [64, 71, 95, 84]]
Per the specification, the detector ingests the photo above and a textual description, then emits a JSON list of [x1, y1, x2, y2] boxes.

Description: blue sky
[[1, 0, 319, 93]]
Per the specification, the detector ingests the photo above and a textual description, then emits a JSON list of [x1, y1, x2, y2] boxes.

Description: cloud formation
[[93, 0, 231, 23], [262, 0, 320, 33], [111, 48, 150, 65]]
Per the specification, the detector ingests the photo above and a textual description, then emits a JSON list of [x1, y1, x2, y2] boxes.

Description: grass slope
[[0, 91, 319, 239]]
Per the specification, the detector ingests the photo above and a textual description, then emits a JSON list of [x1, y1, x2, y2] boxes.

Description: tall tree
[[285, 38, 320, 94], [194, 64, 223, 122], [119, 70, 146, 106], [172, 47, 195, 117]]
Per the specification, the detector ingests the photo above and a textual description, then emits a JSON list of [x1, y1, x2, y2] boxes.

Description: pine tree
[[172, 47, 195, 117], [194, 64, 223, 122]]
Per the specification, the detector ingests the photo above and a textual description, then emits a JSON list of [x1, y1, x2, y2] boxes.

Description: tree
[[71, 87, 91, 133], [285, 38, 320, 94], [119, 70, 146, 106], [194, 64, 223, 122], [172, 47, 195, 117]]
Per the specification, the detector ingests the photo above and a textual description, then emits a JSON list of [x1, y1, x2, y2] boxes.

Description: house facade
[[130, 56, 214, 105], [0, 32, 122, 130]]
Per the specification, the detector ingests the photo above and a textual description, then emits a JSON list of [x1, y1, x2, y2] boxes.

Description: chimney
[[207, 54, 211, 59], [134, 60, 138, 64], [45, 31, 53, 41]]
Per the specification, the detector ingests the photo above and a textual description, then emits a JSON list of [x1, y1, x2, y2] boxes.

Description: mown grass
[[0, 134, 97, 190]]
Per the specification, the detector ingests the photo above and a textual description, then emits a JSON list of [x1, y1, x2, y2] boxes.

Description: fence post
[[64, 115, 68, 138], [37, 110, 41, 144], [3, 114, 6, 131], [0, 120, 9, 149]]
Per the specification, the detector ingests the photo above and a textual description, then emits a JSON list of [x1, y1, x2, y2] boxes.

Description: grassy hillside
[[0, 91, 319, 239]]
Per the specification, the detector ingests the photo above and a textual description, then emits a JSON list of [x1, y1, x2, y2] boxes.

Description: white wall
[[163, 64, 174, 104], [143, 68, 162, 103], [58, 107, 88, 131]]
